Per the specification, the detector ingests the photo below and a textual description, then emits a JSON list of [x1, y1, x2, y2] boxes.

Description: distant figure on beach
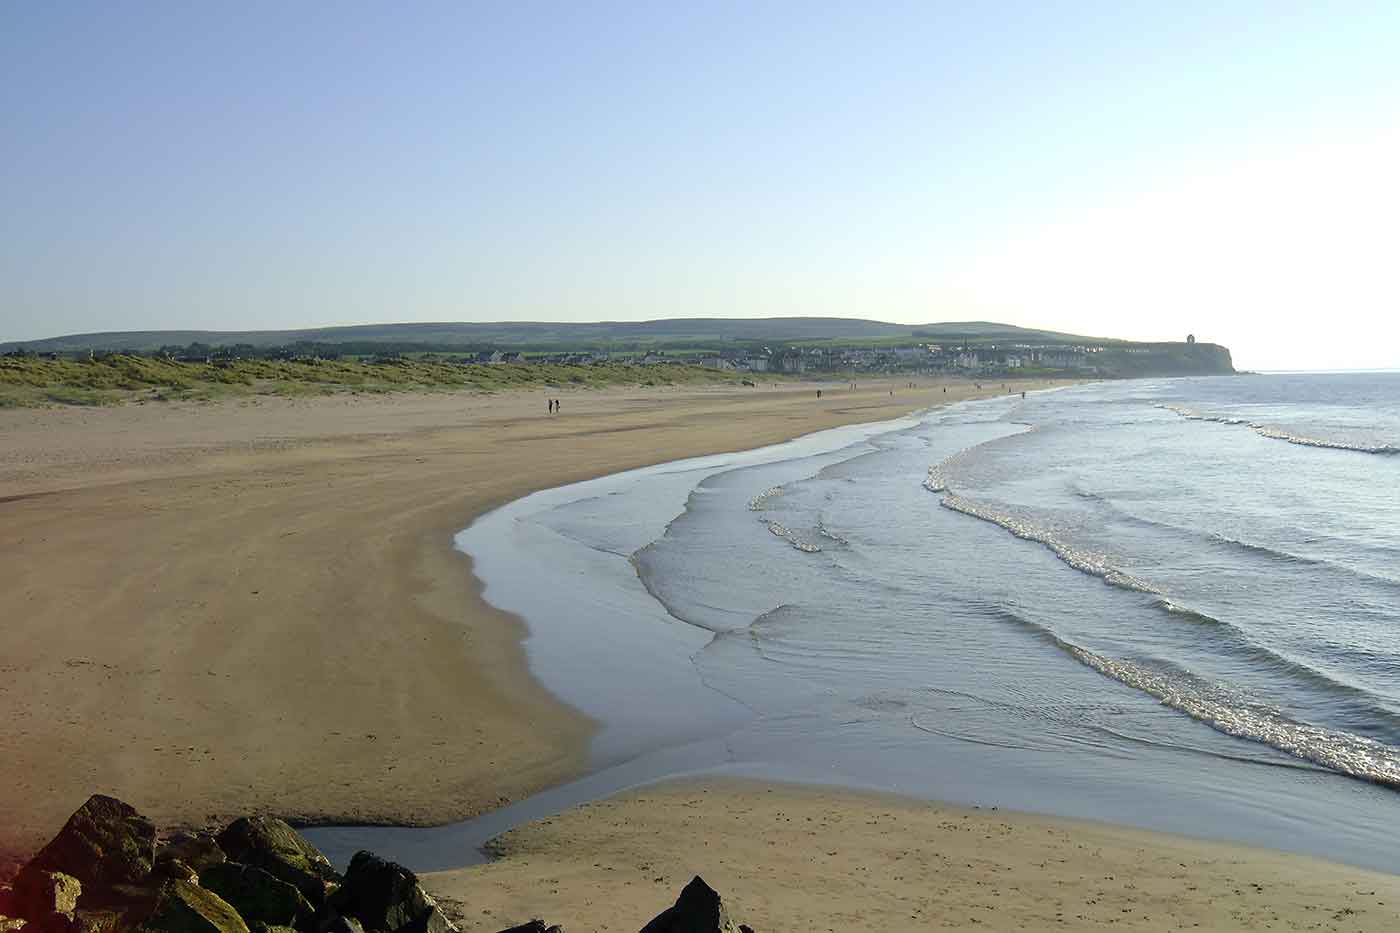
[[1021, 391, 1026, 399], [817, 389, 822, 399]]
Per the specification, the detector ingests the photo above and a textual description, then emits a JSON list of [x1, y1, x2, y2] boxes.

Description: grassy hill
[[0, 318, 1234, 407], [3, 318, 1108, 354]]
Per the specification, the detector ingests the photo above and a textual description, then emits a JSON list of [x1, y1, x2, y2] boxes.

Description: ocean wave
[[1070, 481, 1400, 590], [816, 519, 849, 545], [938, 481, 1400, 728], [987, 609, 1400, 790], [747, 485, 785, 511], [1152, 600, 1400, 730], [937, 492, 1159, 594], [761, 518, 822, 553], [1158, 404, 1400, 455], [1075, 648, 1400, 789], [1251, 425, 1400, 455], [922, 425, 1038, 496], [1157, 403, 1251, 426]]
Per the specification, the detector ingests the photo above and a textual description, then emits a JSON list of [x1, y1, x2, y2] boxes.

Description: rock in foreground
[[215, 820, 340, 909], [17, 796, 156, 892], [327, 852, 455, 933], [494, 922, 562, 933], [197, 863, 313, 929], [9, 794, 752, 933], [639, 877, 749, 933], [142, 880, 250, 933]]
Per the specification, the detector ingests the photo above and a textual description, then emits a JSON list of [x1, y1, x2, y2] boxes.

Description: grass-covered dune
[[0, 354, 741, 407], [3, 318, 1099, 355]]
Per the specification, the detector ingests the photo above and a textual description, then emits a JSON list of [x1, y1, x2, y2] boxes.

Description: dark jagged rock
[[71, 909, 126, 933], [495, 922, 563, 933], [248, 924, 299, 933], [155, 838, 225, 879], [151, 862, 195, 886], [198, 865, 312, 930], [326, 853, 454, 933], [327, 852, 426, 933], [19, 797, 155, 892], [214, 821, 338, 909], [390, 909, 454, 933], [13, 871, 81, 923], [317, 918, 362, 933], [138, 882, 248, 933], [639, 877, 742, 933]]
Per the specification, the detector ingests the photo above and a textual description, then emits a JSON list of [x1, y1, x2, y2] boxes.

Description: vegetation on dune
[[1, 318, 1110, 356], [0, 354, 741, 408]]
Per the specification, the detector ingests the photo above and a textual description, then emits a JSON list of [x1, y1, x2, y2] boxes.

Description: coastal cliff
[[1091, 341, 1235, 377]]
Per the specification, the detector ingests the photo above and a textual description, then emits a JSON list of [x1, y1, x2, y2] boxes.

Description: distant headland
[[1, 317, 1234, 382]]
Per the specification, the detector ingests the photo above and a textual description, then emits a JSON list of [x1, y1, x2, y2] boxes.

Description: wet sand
[[0, 377, 1033, 855], [427, 778, 1400, 932]]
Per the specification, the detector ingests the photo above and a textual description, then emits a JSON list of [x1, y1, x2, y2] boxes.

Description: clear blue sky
[[4, 1, 1398, 369]]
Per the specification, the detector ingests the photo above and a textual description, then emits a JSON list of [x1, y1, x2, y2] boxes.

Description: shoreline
[[306, 377, 1398, 880], [1, 377, 1050, 858], [423, 776, 1400, 932]]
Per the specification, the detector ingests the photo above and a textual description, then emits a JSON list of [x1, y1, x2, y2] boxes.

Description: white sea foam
[[1070, 647, 1400, 790], [938, 492, 1160, 594], [747, 485, 785, 510], [1158, 404, 1399, 455], [761, 518, 822, 552]]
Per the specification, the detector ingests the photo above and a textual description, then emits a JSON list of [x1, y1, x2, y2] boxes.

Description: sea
[[307, 373, 1400, 872]]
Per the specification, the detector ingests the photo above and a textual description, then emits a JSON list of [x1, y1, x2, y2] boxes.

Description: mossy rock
[[213, 821, 338, 908], [197, 864, 311, 929], [19, 796, 155, 895], [139, 882, 248, 933]]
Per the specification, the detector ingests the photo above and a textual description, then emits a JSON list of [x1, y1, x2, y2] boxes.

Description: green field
[[1, 318, 1100, 355], [0, 354, 741, 408]]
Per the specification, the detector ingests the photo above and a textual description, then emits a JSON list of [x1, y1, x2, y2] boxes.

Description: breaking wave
[[761, 518, 822, 553], [747, 486, 785, 510], [937, 492, 1159, 594], [924, 442, 1400, 790], [1158, 404, 1400, 455], [988, 609, 1400, 790]]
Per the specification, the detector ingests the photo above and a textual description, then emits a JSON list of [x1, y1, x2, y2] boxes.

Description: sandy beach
[[6, 374, 1400, 930], [427, 778, 1400, 932], [0, 377, 1038, 855]]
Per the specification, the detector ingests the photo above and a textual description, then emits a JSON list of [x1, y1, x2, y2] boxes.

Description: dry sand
[[428, 778, 1400, 932], [0, 377, 1037, 854]]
